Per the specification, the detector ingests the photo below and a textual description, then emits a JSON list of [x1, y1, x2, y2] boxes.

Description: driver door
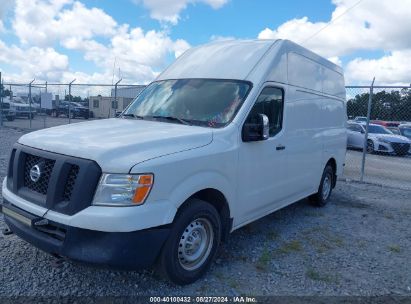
[[236, 85, 289, 225]]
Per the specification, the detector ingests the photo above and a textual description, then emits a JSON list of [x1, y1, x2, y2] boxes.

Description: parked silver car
[[347, 122, 411, 156]]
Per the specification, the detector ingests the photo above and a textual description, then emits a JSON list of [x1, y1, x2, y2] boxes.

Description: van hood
[[18, 118, 213, 172]]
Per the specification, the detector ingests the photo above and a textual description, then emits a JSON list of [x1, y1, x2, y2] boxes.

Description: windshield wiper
[[150, 115, 192, 126], [122, 113, 144, 120]]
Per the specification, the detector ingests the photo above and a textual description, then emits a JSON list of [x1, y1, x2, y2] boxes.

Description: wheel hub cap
[[178, 218, 214, 271], [322, 175, 331, 200]]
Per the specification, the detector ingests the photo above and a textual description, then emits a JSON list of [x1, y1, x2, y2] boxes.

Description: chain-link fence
[[0, 81, 145, 130], [1, 78, 411, 190], [345, 85, 411, 190]]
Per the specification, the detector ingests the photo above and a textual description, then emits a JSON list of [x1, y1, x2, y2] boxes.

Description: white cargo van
[[1, 40, 346, 284]]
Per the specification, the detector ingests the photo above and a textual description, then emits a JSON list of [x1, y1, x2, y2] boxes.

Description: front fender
[[163, 170, 234, 223]]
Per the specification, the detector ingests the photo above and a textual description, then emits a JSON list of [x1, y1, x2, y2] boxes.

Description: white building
[[110, 85, 145, 99], [89, 96, 134, 119]]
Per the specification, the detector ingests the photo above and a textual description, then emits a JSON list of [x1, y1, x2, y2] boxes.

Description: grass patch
[[255, 246, 272, 271], [306, 268, 337, 283], [303, 211, 325, 217], [277, 240, 303, 254], [267, 230, 279, 241], [388, 245, 401, 253], [383, 213, 394, 220], [303, 227, 345, 253], [227, 278, 240, 289]]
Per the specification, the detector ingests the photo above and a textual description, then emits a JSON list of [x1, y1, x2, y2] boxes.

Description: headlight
[[377, 137, 390, 144], [92, 173, 154, 206]]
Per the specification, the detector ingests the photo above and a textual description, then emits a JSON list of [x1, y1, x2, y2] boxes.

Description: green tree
[[0, 84, 11, 97], [347, 89, 411, 122]]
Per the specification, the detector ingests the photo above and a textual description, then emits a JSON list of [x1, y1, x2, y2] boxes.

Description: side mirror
[[242, 113, 270, 142]]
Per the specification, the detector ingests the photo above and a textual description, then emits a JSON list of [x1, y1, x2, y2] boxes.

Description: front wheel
[[157, 199, 221, 285], [309, 164, 334, 207]]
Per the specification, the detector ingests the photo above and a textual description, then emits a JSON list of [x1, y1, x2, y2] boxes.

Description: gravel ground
[[0, 127, 411, 296]]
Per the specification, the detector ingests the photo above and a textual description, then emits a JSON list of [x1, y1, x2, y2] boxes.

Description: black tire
[[6, 116, 15, 121], [367, 140, 374, 153], [157, 198, 221, 285], [309, 164, 334, 207]]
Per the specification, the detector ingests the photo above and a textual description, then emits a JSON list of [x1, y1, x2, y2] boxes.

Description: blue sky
[[0, 0, 410, 85]]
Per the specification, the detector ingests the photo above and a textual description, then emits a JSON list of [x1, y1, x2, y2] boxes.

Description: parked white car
[[9, 98, 37, 119], [347, 122, 411, 156], [1, 39, 347, 284]]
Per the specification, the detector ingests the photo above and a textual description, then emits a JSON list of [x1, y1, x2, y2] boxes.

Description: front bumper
[[374, 141, 411, 155], [1, 200, 170, 269]]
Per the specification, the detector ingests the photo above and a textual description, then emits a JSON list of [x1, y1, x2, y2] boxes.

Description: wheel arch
[[176, 188, 232, 242], [325, 157, 337, 188]]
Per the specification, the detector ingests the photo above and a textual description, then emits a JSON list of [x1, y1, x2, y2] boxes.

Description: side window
[[247, 87, 284, 136]]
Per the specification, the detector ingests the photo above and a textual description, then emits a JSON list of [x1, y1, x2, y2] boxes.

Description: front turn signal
[[132, 174, 154, 205]]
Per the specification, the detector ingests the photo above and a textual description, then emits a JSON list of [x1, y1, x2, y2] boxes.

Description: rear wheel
[[367, 140, 374, 153], [309, 164, 334, 207], [157, 198, 221, 285]]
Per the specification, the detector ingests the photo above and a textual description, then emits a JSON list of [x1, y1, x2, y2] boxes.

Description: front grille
[[392, 143, 410, 155], [24, 154, 55, 195], [8, 144, 101, 215], [63, 165, 79, 201]]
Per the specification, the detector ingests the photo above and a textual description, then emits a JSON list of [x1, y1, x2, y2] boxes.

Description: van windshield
[[123, 79, 252, 127]]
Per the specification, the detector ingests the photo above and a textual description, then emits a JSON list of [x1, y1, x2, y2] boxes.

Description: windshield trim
[[121, 78, 253, 128]]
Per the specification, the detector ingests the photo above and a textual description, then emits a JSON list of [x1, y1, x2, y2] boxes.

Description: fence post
[[114, 78, 122, 118], [0, 72, 3, 127], [28, 79, 35, 129], [68, 79, 76, 124], [360, 77, 375, 182], [44, 81, 47, 129]]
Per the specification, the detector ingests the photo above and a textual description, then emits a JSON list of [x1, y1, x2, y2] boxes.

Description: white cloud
[[133, 0, 228, 24], [258, 0, 411, 84], [0, 40, 69, 81], [61, 27, 191, 83], [1, 0, 191, 84], [13, 0, 117, 46], [258, 0, 411, 58], [345, 50, 411, 85]]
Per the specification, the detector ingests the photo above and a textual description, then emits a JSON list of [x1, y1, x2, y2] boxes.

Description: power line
[[302, 0, 365, 44]]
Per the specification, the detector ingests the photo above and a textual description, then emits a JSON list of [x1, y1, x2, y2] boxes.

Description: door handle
[[276, 145, 286, 151]]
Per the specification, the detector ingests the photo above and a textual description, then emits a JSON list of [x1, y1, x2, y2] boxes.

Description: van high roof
[[157, 39, 345, 99]]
